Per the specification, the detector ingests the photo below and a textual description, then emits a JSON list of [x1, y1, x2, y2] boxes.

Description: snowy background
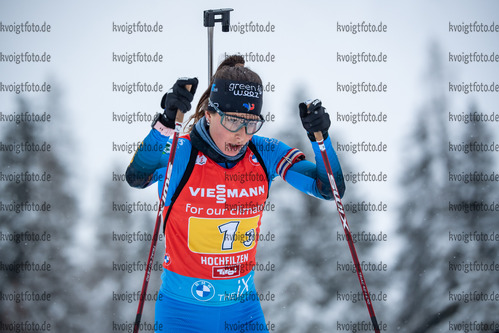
[[1, 1, 498, 332]]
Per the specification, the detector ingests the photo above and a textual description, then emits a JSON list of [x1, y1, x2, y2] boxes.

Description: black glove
[[299, 99, 330, 141], [159, 77, 199, 128]]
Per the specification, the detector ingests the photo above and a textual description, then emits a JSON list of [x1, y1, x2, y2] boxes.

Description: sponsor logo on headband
[[226, 82, 262, 99], [243, 103, 255, 111], [210, 79, 263, 115]]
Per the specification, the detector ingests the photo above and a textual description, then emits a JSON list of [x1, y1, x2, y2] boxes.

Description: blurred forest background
[[1, 40, 498, 333]]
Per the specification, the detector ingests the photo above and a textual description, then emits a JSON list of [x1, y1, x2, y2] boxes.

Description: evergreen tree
[[445, 101, 499, 326], [393, 42, 499, 331], [83, 164, 162, 331], [0, 91, 84, 331]]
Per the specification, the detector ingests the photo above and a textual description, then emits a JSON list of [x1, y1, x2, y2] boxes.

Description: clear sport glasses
[[209, 99, 265, 135]]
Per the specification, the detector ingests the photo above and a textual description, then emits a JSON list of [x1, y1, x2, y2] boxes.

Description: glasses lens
[[222, 115, 245, 132], [216, 106, 265, 134], [245, 120, 263, 134]]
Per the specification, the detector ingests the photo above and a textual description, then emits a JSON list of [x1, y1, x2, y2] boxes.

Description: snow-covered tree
[[394, 42, 499, 332], [0, 92, 84, 331]]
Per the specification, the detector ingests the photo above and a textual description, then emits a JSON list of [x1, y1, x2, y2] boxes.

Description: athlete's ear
[[204, 110, 213, 125]]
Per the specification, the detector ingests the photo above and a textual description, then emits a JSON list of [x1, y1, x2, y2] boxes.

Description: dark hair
[[186, 55, 262, 132]]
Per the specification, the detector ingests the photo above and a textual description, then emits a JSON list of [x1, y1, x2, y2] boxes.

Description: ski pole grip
[[174, 84, 192, 123], [306, 102, 325, 142]]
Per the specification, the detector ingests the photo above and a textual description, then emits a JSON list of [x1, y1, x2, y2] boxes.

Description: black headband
[[207, 78, 263, 116]]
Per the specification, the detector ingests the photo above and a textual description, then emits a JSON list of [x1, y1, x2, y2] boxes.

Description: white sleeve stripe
[[276, 148, 305, 180]]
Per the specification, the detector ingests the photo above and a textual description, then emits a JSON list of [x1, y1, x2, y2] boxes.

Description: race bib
[[188, 216, 259, 254]]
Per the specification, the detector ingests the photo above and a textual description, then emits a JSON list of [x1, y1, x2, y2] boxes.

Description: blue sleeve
[[125, 129, 170, 188], [125, 129, 192, 207], [252, 135, 345, 200], [286, 136, 345, 200]]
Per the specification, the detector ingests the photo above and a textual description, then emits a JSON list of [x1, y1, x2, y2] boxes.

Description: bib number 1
[[218, 221, 255, 250], [188, 216, 259, 254]]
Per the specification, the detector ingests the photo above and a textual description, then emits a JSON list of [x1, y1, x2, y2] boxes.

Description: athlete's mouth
[[226, 143, 242, 152]]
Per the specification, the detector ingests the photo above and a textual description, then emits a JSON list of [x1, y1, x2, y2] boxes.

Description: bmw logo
[[164, 253, 171, 266], [191, 280, 215, 301]]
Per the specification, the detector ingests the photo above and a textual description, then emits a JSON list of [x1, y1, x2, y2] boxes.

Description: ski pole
[[313, 129, 381, 333], [203, 8, 233, 84], [133, 86, 191, 333]]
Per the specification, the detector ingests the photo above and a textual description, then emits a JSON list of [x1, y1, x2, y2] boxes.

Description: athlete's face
[[205, 110, 258, 157]]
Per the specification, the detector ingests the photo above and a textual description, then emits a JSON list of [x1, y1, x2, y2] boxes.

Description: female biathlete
[[126, 55, 345, 332]]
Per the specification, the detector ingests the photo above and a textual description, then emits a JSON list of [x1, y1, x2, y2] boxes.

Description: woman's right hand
[[160, 77, 199, 127]]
